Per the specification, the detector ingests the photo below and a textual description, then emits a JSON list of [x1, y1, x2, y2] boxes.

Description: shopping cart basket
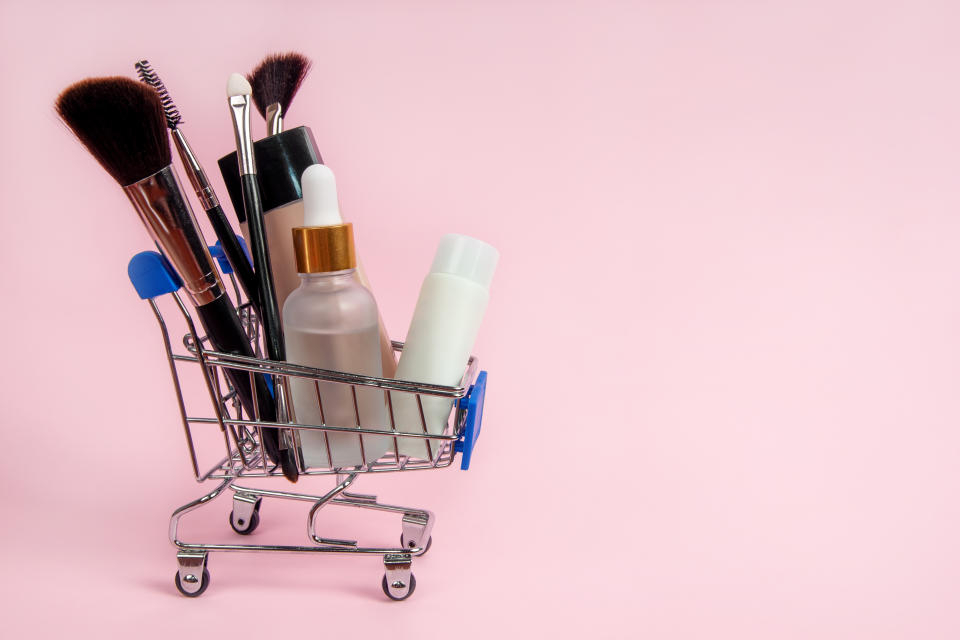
[[127, 247, 488, 599]]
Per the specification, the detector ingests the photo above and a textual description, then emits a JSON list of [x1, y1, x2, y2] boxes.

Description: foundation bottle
[[219, 147, 396, 377], [218, 127, 321, 317]]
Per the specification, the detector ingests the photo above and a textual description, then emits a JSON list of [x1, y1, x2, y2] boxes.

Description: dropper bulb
[[302, 163, 342, 227]]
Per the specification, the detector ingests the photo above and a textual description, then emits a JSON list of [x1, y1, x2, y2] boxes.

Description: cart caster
[[401, 510, 434, 556], [230, 494, 261, 535], [383, 553, 415, 600], [382, 573, 416, 601], [175, 552, 210, 597], [401, 533, 433, 555], [175, 568, 210, 597]]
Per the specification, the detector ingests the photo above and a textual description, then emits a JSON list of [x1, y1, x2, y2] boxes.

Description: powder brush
[[55, 77, 286, 472]]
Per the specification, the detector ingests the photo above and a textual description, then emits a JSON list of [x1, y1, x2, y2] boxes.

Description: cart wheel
[[382, 572, 416, 601], [230, 498, 261, 535], [175, 568, 210, 597], [401, 533, 433, 555]]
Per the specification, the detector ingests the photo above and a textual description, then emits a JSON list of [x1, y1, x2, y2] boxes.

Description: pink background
[[3, 0, 959, 637]]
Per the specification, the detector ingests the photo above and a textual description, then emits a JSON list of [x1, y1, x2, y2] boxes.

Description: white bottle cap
[[429, 234, 499, 289], [302, 164, 343, 227]]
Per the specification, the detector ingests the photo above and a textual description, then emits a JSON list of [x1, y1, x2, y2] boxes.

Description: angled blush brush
[[247, 52, 311, 136], [135, 60, 262, 320], [55, 77, 286, 473]]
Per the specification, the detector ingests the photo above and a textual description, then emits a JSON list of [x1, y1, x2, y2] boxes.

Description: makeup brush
[[134, 60, 262, 319], [55, 77, 286, 473], [227, 73, 299, 480], [247, 52, 311, 136]]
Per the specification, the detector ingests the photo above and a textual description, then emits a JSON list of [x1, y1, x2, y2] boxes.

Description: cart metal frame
[[129, 250, 487, 599]]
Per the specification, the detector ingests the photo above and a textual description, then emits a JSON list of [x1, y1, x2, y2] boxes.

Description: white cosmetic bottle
[[282, 165, 389, 469], [390, 234, 498, 460]]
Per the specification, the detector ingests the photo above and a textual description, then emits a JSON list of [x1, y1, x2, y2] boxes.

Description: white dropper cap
[[302, 164, 343, 226], [429, 234, 499, 290]]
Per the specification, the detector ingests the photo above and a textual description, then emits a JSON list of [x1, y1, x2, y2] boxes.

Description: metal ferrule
[[229, 95, 257, 176], [266, 103, 282, 137], [124, 165, 224, 306], [292, 224, 357, 273], [171, 128, 220, 211]]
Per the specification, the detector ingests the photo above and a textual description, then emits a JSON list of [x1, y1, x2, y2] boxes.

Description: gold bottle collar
[[292, 224, 356, 273]]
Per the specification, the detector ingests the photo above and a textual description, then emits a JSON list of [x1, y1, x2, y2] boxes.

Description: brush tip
[[55, 76, 171, 186], [247, 52, 312, 117], [227, 73, 252, 98]]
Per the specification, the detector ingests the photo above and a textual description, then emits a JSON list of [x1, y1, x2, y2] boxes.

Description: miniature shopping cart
[[127, 247, 487, 600]]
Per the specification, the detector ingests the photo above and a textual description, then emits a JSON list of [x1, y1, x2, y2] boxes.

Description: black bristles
[[247, 52, 312, 118], [134, 60, 182, 130], [55, 77, 171, 186]]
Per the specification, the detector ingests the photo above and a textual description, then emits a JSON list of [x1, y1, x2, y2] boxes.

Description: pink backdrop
[[3, 1, 959, 637]]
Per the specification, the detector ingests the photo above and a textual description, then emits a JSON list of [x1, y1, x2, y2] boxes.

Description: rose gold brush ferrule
[[123, 165, 224, 306], [171, 128, 219, 211]]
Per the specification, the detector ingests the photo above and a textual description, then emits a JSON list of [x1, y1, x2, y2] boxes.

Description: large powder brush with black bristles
[[55, 76, 295, 481], [247, 52, 312, 136], [55, 77, 171, 186]]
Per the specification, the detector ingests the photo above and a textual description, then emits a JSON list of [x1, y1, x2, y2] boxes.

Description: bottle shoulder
[[283, 279, 380, 333]]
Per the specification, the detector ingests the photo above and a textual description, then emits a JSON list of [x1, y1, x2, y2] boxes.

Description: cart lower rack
[[128, 250, 488, 599]]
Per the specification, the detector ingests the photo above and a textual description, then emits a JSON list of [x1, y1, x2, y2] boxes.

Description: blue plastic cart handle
[[128, 251, 182, 300], [455, 370, 487, 470], [209, 237, 251, 276]]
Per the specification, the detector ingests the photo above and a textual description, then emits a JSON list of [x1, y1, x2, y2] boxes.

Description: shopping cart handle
[[455, 370, 487, 470], [128, 251, 182, 300], [209, 237, 251, 276]]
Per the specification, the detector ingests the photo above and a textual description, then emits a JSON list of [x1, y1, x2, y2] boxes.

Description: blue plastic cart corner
[[128, 251, 182, 300], [455, 370, 487, 470]]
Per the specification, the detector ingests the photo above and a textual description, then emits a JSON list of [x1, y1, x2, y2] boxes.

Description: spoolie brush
[[247, 52, 311, 136], [55, 77, 288, 477], [135, 59, 262, 319]]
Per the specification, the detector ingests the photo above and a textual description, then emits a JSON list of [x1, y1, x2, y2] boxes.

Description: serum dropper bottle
[[282, 165, 389, 469]]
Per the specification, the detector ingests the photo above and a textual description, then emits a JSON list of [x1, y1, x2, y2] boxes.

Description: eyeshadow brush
[[227, 73, 299, 480], [55, 77, 286, 473]]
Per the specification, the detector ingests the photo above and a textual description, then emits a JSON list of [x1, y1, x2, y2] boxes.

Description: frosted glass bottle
[[298, 164, 397, 376], [387, 234, 499, 461], [282, 224, 390, 469]]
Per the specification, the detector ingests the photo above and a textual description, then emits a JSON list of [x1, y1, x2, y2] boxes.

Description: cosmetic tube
[[391, 234, 498, 460]]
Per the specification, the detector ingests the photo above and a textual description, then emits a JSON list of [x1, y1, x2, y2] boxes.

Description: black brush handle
[[240, 173, 285, 361], [204, 202, 261, 315], [240, 172, 299, 481], [196, 294, 281, 465]]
